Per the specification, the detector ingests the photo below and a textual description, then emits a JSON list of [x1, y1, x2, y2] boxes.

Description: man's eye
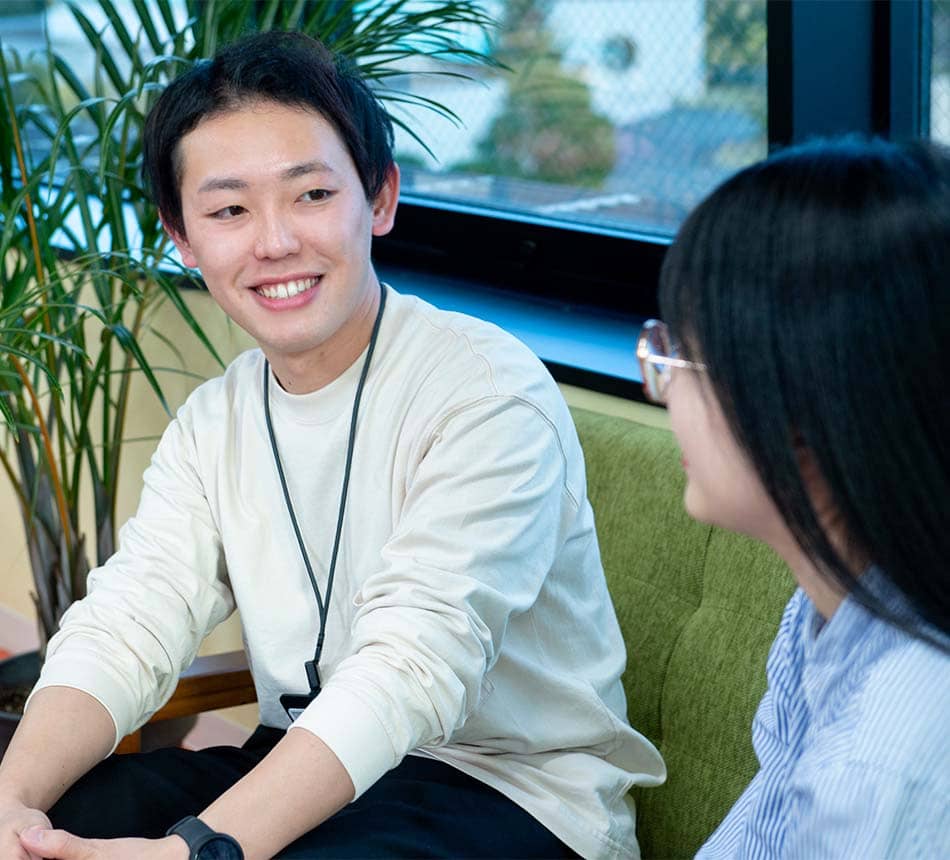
[[300, 189, 331, 202], [212, 205, 245, 220]]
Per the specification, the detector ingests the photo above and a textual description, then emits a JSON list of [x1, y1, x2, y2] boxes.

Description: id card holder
[[280, 690, 318, 722], [280, 661, 321, 721]]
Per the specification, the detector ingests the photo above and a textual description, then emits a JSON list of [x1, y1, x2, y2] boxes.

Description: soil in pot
[[0, 651, 41, 712], [0, 684, 30, 715], [0, 651, 41, 759]]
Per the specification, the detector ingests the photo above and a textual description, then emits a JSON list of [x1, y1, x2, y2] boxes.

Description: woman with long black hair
[[637, 137, 950, 857]]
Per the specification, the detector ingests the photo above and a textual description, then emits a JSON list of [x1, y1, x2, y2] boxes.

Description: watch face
[[197, 836, 243, 860]]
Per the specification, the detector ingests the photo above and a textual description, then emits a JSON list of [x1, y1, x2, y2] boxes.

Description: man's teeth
[[256, 277, 317, 300]]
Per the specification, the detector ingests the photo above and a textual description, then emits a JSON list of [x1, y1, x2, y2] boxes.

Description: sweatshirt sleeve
[[27, 402, 235, 751], [290, 395, 577, 796]]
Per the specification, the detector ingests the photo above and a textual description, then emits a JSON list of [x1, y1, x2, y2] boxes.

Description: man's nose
[[254, 210, 302, 259]]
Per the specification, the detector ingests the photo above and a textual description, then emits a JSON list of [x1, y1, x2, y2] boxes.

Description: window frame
[[373, 0, 932, 398]]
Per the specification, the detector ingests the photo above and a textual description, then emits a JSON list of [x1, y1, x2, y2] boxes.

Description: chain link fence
[[394, 0, 768, 236]]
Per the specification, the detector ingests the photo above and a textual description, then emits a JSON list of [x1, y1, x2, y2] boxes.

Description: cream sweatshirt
[[34, 286, 665, 859]]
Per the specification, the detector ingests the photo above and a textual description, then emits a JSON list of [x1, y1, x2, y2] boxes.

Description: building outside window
[[392, 0, 767, 238]]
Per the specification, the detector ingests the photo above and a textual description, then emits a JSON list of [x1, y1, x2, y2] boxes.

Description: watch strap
[[166, 815, 244, 860]]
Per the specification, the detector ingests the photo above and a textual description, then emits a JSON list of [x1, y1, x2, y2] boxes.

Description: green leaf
[[65, 4, 125, 96], [151, 268, 225, 370], [98, 0, 139, 67], [107, 322, 169, 414], [131, 0, 165, 56]]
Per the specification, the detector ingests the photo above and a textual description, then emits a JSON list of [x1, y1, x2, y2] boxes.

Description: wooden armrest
[[116, 650, 256, 754], [152, 650, 256, 721]]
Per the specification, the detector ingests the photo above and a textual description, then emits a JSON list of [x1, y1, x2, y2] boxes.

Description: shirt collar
[[800, 567, 905, 717]]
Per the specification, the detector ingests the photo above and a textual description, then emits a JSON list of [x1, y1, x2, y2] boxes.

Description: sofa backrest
[[571, 407, 796, 859]]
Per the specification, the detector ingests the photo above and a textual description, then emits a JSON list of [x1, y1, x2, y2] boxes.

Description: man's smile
[[252, 275, 321, 300]]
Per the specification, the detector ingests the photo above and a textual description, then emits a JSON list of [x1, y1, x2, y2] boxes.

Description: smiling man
[[0, 32, 663, 860]]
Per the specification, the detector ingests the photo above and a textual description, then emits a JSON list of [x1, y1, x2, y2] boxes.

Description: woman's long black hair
[[660, 137, 950, 645]]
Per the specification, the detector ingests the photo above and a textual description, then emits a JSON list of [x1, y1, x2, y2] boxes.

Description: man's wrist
[[0, 781, 34, 813], [165, 816, 244, 859], [159, 834, 191, 860]]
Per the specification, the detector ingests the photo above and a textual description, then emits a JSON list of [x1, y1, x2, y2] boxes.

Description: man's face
[[168, 100, 398, 383]]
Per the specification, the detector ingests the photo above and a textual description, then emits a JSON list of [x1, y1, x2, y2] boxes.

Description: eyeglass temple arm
[[645, 354, 707, 371]]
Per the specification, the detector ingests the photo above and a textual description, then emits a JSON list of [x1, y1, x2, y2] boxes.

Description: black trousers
[[49, 726, 576, 858]]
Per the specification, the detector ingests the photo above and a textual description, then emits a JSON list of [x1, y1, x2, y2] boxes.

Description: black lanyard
[[263, 286, 387, 698]]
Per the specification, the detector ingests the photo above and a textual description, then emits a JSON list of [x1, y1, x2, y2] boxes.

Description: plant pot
[[0, 711, 20, 758], [0, 650, 41, 760], [0, 650, 42, 687]]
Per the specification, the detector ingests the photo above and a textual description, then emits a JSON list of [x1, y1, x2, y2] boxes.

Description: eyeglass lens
[[640, 321, 673, 404]]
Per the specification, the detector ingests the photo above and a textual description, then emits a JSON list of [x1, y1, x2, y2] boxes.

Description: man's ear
[[371, 163, 400, 238], [161, 216, 199, 269]]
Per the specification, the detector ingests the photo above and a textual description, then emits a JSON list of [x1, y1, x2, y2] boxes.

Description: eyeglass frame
[[636, 318, 706, 404]]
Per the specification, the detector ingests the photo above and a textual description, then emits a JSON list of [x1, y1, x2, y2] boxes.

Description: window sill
[[378, 261, 650, 403]]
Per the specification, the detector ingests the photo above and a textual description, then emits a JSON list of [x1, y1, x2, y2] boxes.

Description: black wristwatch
[[166, 815, 244, 860]]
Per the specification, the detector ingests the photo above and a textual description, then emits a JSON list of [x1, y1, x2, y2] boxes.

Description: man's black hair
[[142, 30, 395, 237]]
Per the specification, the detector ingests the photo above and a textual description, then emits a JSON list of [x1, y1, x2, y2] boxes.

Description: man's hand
[[0, 799, 53, 860], [18, 828, 189, 860]]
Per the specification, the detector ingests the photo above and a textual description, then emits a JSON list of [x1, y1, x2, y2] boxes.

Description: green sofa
[[571, 407, 796, 859]]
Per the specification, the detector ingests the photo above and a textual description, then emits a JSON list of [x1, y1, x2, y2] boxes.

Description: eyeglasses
[[636, 319, 707, 404]]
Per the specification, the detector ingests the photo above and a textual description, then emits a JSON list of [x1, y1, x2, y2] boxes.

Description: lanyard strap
[[262, 286, 387, 695]]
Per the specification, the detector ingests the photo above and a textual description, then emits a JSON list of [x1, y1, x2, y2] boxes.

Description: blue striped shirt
[[697, 570, 950, 859]]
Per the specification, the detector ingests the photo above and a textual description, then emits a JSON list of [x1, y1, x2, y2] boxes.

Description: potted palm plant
[[0, 0, 497, 751], [0, 38, 212, 747]]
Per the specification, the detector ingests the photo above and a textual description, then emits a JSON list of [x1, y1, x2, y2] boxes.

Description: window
[[392, 0, 767, 238]]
